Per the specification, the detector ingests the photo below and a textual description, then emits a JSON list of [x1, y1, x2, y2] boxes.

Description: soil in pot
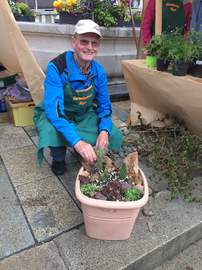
[[79, 150, 144, 202], [157, 59, 169, 71], [172, 61, 189, 76]]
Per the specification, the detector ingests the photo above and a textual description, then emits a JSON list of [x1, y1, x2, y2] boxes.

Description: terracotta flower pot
[[75, 167, 149, 240]]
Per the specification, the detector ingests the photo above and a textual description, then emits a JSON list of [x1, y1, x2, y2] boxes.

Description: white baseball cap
[[74, 19, 102, 38]]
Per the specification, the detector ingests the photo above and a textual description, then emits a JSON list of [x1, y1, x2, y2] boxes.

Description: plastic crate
[[0, 70, 16, 88], [5, 98, 35, 127]]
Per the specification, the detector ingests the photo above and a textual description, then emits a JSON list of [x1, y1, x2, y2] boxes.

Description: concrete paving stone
[[59, 161, 81, 204], [112, 103, 129, 122], [113, 119, 125, 128], [0, 159, 34, 259], [0, 145, 53, 187], [31, 135, 38, 146], [23, 125, 37, 137], [0, 124, 33, 153], [0, 241, 67, 270], [155, 239, 202, 270], [140, 163, 169, 193], [54, 199, 202, 270], [16, 175, 83, 242], [113, 100, 131, 112]]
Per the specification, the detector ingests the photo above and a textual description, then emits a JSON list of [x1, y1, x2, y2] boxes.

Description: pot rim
[[75, 167, 149, 209]]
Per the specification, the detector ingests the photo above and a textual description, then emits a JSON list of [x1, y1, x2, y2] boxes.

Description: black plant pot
[[116, 18, 132, 27], [188, 57, 202, 78], [156, 59, 169, 71], [59, 12, 84, 24], [15, 15, 35, 22], [172, 61, 189, 76]]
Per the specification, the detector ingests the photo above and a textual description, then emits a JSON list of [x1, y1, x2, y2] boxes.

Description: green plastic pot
[[146, 56, 157, 68]]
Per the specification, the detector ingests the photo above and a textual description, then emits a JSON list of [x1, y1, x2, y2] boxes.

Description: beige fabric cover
[[0, 0, 45, 103], [122, 60, 202, 135]]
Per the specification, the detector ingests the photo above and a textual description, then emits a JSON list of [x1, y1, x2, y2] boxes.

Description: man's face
[[72, 33, 101, 63]]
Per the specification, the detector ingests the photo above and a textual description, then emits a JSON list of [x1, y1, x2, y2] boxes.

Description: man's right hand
[[74, 140, 96, 165]]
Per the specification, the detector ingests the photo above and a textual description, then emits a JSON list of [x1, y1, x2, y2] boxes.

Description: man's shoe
[[51, 160, 67, 176]]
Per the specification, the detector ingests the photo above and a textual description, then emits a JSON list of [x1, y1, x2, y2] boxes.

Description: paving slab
[[0, 124, 33, 153], [0, 159, 34, 259], [23, 125, 37, 137], [155, 239, 202, 270], [54, 199, 202, 270], [113, 100, 131, 112], [0, 241, 67, 270], [112, 104, 129, 122], [0, 145, 53, 187], [108, 83, 129, 101], [59, 161, 81, 205], [15, 175, 83, 242]]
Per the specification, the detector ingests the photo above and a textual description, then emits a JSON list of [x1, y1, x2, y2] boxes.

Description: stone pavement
[[0, 100, 201, 270]]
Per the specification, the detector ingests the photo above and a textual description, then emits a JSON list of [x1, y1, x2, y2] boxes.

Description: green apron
[[162, 0, 184, 32], [152, 0, 185, 34], [34, 69, 123, 164]]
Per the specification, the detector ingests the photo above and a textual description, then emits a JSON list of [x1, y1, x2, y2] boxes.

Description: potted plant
[[80, 0, 132, 28], [188, 31, 202, 78], [8, 1, 35, 22], [168, 32, 198, 76], [75, 150, 149, 240], [155, 33, 171, 71], [53, 0, 87, 24], [133, 10, 142, 27], [145, 35, 161, 68]]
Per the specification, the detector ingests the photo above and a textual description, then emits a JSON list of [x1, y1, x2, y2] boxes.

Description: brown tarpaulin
[[122, 60, 202, 135], [0, 0, 45, 103]]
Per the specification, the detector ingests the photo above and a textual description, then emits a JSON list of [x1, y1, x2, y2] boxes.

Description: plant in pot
[[168, 33, 198, 76], [75, 149, 149, 240], [155, 33, 171, 71], [188, 31, 202, 78], [53, 0, 88, 24], [133, 10, 142, 27], [8, 0, 35, 22], [80, 0, 132, 28], [145, 35, 161, 68]]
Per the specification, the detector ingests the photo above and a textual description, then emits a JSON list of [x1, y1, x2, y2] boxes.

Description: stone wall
[[18, 22, 139, 80]]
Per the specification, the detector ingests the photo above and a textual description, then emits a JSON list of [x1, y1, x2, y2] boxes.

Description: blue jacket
[[44, 51, 112, 147], [191, 0, 202, 32]]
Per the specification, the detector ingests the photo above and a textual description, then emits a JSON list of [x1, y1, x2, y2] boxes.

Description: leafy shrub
[[124, 188, 141, 201]]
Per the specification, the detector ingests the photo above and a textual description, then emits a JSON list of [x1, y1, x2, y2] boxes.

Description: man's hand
[[96, 130, 109, 150], [74, 140, 96, 165]]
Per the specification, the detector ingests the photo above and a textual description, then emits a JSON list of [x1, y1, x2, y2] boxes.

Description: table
[[122, 60, 202, 135]]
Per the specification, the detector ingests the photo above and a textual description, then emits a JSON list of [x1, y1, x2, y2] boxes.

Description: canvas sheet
[[0, 0, 45, 103], [122, 60, 202, 135]]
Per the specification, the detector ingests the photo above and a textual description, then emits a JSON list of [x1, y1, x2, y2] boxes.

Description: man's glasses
[[79, 39, 100, 48]]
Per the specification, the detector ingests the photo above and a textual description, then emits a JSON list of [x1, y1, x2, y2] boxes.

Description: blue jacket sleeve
[[44, 63, 81, 147], [94, 67, 112, 135]]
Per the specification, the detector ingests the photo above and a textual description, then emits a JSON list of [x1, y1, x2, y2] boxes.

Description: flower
[[53, 0, 77, 13]]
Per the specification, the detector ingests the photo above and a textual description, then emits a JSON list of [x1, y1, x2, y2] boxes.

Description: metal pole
[[155, 0, 162, 35], [35, 0, 38, 12]]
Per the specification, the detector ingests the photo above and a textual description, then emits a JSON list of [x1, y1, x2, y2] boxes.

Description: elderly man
[[34, 19, 123, 175]]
